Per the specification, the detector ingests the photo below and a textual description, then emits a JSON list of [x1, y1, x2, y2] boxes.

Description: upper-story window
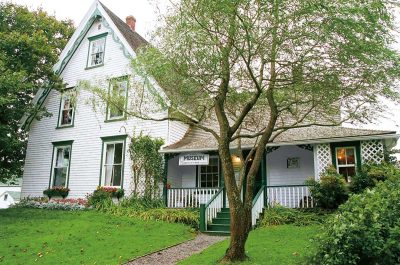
[[58, 94, 74, 127], [107, 77, 128, 121], [87, 33, 107, 68]]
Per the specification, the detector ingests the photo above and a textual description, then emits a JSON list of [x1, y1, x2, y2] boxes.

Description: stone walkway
[[126, 234, 228, 265]]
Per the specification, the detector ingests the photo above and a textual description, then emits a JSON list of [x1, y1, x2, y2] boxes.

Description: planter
[[43, 186, 70, 199]]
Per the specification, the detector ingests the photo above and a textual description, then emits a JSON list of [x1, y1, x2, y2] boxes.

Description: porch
[[164, 145, 317, 209]]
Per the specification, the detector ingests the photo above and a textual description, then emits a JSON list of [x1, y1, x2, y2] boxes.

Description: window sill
[[85, 64, 104, 70], [56, 125, 74, 129], [104, 117, 127, 123]]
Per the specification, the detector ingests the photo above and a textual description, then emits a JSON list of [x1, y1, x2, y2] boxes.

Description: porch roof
[[161, 126, 398, 153]]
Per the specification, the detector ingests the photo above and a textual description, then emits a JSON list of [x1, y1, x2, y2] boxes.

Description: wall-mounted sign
[[179, 153, 209, 166], [287, 157, 300, 169]]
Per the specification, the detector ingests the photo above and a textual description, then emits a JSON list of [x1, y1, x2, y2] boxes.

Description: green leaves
[[0, 3, 74, 182], [307, 175, 400, 265]]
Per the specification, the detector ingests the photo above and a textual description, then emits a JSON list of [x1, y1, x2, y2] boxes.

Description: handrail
[[251, 185, 266, 227], [200, 187, 224, 232], [267, 184, 313, 188]]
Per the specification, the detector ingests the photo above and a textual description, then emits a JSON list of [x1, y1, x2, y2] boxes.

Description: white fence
[[267, 185, 314, 208], [167, 188, 219, 208]]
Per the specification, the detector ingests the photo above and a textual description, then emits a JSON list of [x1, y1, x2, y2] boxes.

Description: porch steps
[[205, 208, 231, 235]]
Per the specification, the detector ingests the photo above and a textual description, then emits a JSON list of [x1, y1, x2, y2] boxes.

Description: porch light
[[232, 155, 241, 163]]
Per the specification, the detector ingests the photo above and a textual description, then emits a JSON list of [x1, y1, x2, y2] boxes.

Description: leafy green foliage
[[0, 3, 74, 182], [128, 133, 164, 198], [138, 208, 199, 228], [259, 206, 333, 227], [119, 196, 164, 210], [86, 187, 125, 208], [306, 167, 348, 209], [307, 177, 400, 265], [350, 162, 400, 193]]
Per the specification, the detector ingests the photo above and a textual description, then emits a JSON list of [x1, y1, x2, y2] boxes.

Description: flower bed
[[15, 197, 89, 211]]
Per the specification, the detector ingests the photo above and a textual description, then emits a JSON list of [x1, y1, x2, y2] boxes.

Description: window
[[198, 157, 219, 188], [87, 33, 107, 68], [58, 94, 74, 127], [50, 142, 73, 187], [4, 194, 8, 201], [107, 78, 128, 120], [101, 138, 126, 187], [336, 147, 356, 182]]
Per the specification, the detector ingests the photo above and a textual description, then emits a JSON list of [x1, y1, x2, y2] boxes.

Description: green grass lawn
[[0, 208, 195, 265], [179, 225, 320, 265]]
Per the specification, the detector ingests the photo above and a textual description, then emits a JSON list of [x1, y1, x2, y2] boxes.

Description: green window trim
[[105, 76, 129, 122], [330, 141, 361, 171], [48, 140, 74, 189], [99, 135, 128, 188], [85, 32, 108, 69], [56, 89, 76, 129]]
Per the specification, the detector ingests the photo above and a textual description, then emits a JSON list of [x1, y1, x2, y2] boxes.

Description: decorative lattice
[[361, 140, 384, 164], [316, 143, 332, 178]]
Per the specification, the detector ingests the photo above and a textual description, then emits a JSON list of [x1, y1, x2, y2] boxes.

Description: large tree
[[88, 0, 400, 262], [0, 3, 74, 183]]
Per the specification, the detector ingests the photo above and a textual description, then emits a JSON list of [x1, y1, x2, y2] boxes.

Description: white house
[[20, 1, 399, 233]]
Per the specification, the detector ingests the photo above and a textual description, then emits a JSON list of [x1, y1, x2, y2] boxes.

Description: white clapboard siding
[[22, 19, 172, 198], [266, 145, 315, 186]]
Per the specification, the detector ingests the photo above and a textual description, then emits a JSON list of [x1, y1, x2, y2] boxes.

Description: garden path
[[126, 233, 227, 265]]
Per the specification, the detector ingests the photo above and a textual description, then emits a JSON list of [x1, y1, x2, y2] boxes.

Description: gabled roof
[[100, 2, 148, 51], [20, 0, 150, 130], [161, 125, 398, 153]]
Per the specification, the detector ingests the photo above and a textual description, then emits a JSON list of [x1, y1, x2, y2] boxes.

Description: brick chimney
[[126, 15, 136, 32]]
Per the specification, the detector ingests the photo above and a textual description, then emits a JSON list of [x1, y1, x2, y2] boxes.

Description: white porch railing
[[205, 189, 224, 223], [252, 186, 265, 226], [167, 188, 219, 208], [267, 185, 314, 208]]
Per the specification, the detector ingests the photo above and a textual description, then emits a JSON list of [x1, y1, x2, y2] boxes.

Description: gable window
[[106, 77, 128, 120], [87, 33, 107, 68], [50, 141, 73, 187], [198, 157, 219, 188], [58, 94, 74, 127], [100, 136, 126, 187], [336, 147, 356, 182], [4, 194, 8, 201]]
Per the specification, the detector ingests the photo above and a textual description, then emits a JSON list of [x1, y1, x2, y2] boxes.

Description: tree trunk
[[218, 140, 252, 262], [223, 201, 252, 262]]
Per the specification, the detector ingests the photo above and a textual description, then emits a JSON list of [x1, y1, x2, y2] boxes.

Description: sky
[[2, 0, 400, 136]]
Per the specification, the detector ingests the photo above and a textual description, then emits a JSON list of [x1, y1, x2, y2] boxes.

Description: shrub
[[306, 177, 400, 265], [259, 206, 333, 227], [43, 186, 70, 199], [138, 208, 199, 228], [119, 196, 164, 210], [350, 162, 400, 193], [306, 167, 348, 209], [86, 187, 125, 208]]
